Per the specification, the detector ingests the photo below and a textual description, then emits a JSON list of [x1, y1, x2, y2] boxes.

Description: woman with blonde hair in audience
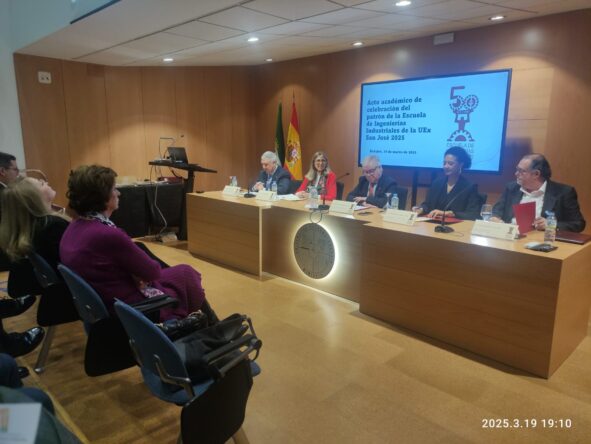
[[0, 177, 69, 297], [59, 165, 218, 323], [295, 151, 337, 200]]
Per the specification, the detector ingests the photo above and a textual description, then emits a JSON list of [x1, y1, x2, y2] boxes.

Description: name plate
[[329, 200, 356, 215], [382, 209, 417, 226], [256, 190, 277, 202], [472, 220, 519, 240], [222, 185, 242, 196]]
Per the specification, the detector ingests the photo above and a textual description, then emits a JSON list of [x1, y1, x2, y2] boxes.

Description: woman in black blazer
[[417, 146, 480, 220]]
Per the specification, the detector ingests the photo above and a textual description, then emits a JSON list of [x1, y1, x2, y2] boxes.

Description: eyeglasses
[[515, 167, 532, 175], [362, 166, 379, 175]]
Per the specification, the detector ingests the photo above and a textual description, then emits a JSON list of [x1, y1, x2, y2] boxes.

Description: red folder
[[512, 201, 535, 234]]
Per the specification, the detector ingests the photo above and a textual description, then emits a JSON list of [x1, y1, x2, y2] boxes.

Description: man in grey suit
[[253, 151, 291, 195], [491, 153, 585, 232]]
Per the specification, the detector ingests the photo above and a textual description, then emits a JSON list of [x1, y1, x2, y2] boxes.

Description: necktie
[[368, 183, 375, 197]]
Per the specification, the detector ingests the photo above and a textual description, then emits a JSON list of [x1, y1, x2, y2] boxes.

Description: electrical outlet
[[38, 71, 52, 84]]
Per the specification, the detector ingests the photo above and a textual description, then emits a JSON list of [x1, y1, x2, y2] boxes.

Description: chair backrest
[[479, 192, 488, 206], [336, 181, 344, 200], [393, 186, 408, 210], [114, 300, 191, 397], [58, 264, 109, 324], [29, 254, 79, 327], [28, 252, 59, 288], [288, 180, 302, 195]]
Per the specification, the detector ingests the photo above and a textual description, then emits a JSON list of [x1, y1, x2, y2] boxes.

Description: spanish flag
[[284, 99, 303, 180]]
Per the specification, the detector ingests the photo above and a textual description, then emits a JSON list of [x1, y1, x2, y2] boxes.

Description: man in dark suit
[[253, 151, 291, 195], [346, 155, 397, 208], [491, 154, 586, 232]]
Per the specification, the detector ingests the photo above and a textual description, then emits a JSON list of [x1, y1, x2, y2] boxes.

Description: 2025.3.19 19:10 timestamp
[[482, 418, 572, 429]]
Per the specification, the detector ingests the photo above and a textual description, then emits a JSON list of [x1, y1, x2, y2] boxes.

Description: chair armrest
[[131, 295, 178, 314]]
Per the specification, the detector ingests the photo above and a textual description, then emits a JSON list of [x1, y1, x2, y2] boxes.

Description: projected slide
[[358, 70, 511, 172]]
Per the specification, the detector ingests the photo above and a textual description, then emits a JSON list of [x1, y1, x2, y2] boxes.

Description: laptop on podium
[[167, 147, 189, 164]]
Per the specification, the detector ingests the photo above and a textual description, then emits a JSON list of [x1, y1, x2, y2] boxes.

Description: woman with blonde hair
[[295, 151, 337, 200], [0, 177, 69, 297]]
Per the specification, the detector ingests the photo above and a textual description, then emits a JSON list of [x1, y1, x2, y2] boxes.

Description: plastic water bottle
[[230, 176, 238, 187], [271, 181, 277, 193], [309, 187, 319, 209], [391, 193, 399, 210], [544, 211, 557, 243]]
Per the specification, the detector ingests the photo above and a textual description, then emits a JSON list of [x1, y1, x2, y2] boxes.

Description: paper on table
[[278, 194, 304, 201], [354, 205, 368, 211]]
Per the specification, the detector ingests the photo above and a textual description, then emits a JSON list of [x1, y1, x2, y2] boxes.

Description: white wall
[[0, 1, 24, 163]]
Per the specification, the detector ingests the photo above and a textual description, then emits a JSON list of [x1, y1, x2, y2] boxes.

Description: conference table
[[186, 191, 591, 377]]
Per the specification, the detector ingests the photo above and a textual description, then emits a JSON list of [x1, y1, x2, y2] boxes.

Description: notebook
[[555, 231, 591, 245], [167, 147, 188, 164]]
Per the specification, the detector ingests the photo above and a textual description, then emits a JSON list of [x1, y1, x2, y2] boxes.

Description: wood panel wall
[[14, 10, 591, 230]]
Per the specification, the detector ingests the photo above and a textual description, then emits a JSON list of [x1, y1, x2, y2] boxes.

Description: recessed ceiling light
[[265, 58, 273, 62], [247, 36, 259, 43], [489, 15, 505, 21], [352, 41, 364, 47], [162, 57, 174, 63], [395, 1, 412, 6]]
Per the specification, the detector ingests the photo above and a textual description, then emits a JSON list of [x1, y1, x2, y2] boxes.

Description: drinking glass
[[480, 204, 493, 221], [384, 192, 392, 210]]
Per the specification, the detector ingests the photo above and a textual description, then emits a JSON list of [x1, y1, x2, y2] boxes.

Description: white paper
[[0, 403, 41, 444], [471, 220, 519, 240], [277, 194, 303, 201]]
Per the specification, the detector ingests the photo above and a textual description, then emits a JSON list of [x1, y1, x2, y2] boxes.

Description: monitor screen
[[358, 69, 512, 173]]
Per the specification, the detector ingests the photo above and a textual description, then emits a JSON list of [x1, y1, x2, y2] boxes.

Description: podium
[[149, 160, 217, 239]]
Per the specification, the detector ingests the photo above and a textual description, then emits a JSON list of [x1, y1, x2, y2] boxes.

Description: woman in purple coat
[[60, 165, 217, 322]]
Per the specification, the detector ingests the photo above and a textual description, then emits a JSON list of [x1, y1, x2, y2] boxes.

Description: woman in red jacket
[[295, 151, 337, 201]]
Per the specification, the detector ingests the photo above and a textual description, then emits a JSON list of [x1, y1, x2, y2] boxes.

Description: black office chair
[[58, 264, 176, 377], [114, 300, 262, 444], [336, 181, 344, 200], [478, 192, 488, 206], [288, 180, 302, 195], [27, 253, 79, 374]]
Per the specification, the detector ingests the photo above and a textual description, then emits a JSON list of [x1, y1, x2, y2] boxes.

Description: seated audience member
[[59, 165, 218, 322], [346, 155, 397, 208], [415, 146, 480, 220], [0, 155, 45, 357], [295, 151, 337, 201], [253, 151, 291, 195], [1, 177, 68, 297], [491, 154, 586, 232]]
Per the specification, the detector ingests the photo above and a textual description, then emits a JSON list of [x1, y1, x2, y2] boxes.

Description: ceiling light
[[162, 57, 174, 63], [352, 41, 364, 47], [395, 1, 412, 6], [247, 36, 259, 43], [265, 58, 273, 62], [489, 15, 505, 21]]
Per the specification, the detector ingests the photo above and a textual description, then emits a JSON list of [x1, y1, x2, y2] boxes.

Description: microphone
[[243, 181, 256, 198], [318, 171, 330, 211], [336, 172, 350, 181], [434, 183, 476, 233]]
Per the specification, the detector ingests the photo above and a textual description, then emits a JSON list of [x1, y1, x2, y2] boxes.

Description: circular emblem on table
[[293, 223, 335, 279]]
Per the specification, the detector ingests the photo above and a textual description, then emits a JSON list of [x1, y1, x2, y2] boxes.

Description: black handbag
[[158, 310, 209, 340]]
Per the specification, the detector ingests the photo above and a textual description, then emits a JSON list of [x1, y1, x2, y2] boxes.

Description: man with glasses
[[346, 155, 397, 208], [491, 154, 585, 232]]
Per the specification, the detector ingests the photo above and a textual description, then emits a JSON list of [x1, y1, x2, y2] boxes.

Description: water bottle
[[271, 181, 277, 193], [230, 176, 238, 187], [544, 211, 557, 243], [391, 193, 399, 210], [309, 187, 319, 209]]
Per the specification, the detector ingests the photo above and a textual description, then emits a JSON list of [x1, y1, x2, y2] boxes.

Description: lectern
[[149, 160, 217, 240]]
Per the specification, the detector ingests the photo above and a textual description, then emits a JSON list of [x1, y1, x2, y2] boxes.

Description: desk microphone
[[244, 181, 256, 198], [317, 172, 330, 211], [434, 183, 476, 233], [336, 172, 350, 181]]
